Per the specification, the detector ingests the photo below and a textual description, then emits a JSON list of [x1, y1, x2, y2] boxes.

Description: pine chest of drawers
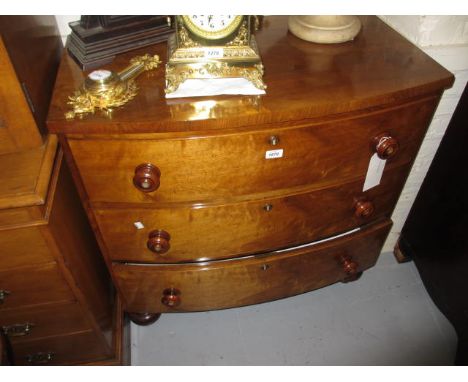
[[0, 16, 128, 365], [0, 137, 126, 364], [47, 16, 453, 325]]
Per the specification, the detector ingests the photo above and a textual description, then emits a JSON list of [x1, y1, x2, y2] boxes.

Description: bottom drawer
[[113, 219, 392, 313], [12, 331, 110, 366], [0, 303, 91, 344]]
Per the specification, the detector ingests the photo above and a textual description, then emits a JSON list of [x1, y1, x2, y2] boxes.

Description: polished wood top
[[47, 16, 453, 135]]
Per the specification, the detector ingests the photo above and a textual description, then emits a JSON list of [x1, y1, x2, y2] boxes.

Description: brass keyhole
[[263, 204, 273, 212], [269, 135, 280, 146]]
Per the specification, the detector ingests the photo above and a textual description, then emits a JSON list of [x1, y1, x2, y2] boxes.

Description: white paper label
[[203, 48, 224, 58], [363, 153, 386, 191], [265, 149, 284, 159], [133, 221, 145, 230]]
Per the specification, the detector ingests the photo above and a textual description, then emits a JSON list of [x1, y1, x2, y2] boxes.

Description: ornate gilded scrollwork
[[226, 22, 249, 46], [65, 54, 161, 119], [165, 62, 266, 94], [178, 24, 202, 48]]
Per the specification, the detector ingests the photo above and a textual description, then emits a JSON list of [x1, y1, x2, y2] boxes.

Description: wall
[[54, 15, 468, 253], [55, 15, 78, 44], [379, 16, 468, 252]]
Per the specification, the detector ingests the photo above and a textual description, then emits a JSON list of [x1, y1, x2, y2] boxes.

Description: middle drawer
[[95, 165, 409, 263]]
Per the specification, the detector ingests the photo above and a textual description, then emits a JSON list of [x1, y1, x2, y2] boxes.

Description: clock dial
[[181, 15, 243, 40]]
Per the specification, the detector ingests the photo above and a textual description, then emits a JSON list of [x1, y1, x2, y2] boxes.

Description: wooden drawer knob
[[340, 255, 359, 276], [133, 163, 161, 192], [372, 132, 399, 159], [161, 288, 181, 308], [354, 200, 375, 218], [147, 230, 171, 254]]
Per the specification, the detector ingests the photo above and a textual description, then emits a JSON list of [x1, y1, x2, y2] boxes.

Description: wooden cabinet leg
[[127, 312, 161, 326], [393, 238, 413, 263]]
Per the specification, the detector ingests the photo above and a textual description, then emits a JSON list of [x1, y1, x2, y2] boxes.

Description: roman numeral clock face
[[181, 15, 244, 40]]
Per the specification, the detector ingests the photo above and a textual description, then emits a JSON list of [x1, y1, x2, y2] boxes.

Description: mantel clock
[[165, 15, 266, 94]]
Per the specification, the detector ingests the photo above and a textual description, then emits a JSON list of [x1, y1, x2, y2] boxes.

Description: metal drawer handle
[[0, 289, 11, 304], [2, 323, 35, 337], [26, 351, 54, 364]]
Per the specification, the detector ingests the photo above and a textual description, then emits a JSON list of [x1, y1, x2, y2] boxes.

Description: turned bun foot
[[127, 312, 161, 326], [342, 271, 363, 283]]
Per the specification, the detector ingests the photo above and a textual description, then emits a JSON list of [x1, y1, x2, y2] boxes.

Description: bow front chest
[[47, 16, 453, 324]]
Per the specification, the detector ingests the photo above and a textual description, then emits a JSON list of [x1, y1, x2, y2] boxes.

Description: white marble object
[[288, 16, 362, 44]]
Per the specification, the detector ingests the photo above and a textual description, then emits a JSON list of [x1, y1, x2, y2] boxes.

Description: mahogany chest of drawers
[[47, 16, 453, 325]]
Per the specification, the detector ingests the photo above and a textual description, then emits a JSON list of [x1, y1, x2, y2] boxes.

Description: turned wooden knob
[[372, 132, 399, 159], [340, 256, 359, 276], [133, 163, 161, 192], [354, 200, 375, 218], [147, 230, 171, 254], [161, 288, 181, 307]]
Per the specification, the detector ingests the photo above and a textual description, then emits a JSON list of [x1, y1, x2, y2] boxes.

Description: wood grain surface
[[0, 263, 75, 311], [0, 16, 62, 140], [0, 37, 42, 154], [95, 165, 410, 263], [12, 330, 109, 365], [0, 227, 55, 269], [114, 219, 392, 313], [0, 302, 90, 344], [47, 17, 453, 135], [0, 135, 57, 210], [47, 16, 453, 319], [69, 96, 438, 205]]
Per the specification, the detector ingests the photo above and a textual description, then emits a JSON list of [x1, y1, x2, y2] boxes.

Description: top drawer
[[69, 97, 438, 205]]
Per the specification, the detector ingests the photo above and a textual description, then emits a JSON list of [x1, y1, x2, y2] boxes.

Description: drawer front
[[0, 263, 74, 310], [0, 303, 90, 344], [0, 205, 46, 230], [97, 166, 407, 263], [70, 97, 438, 204], [12, 331, 110, 365], [113, 219, 392, 313], [0, 226, 54, 270]]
